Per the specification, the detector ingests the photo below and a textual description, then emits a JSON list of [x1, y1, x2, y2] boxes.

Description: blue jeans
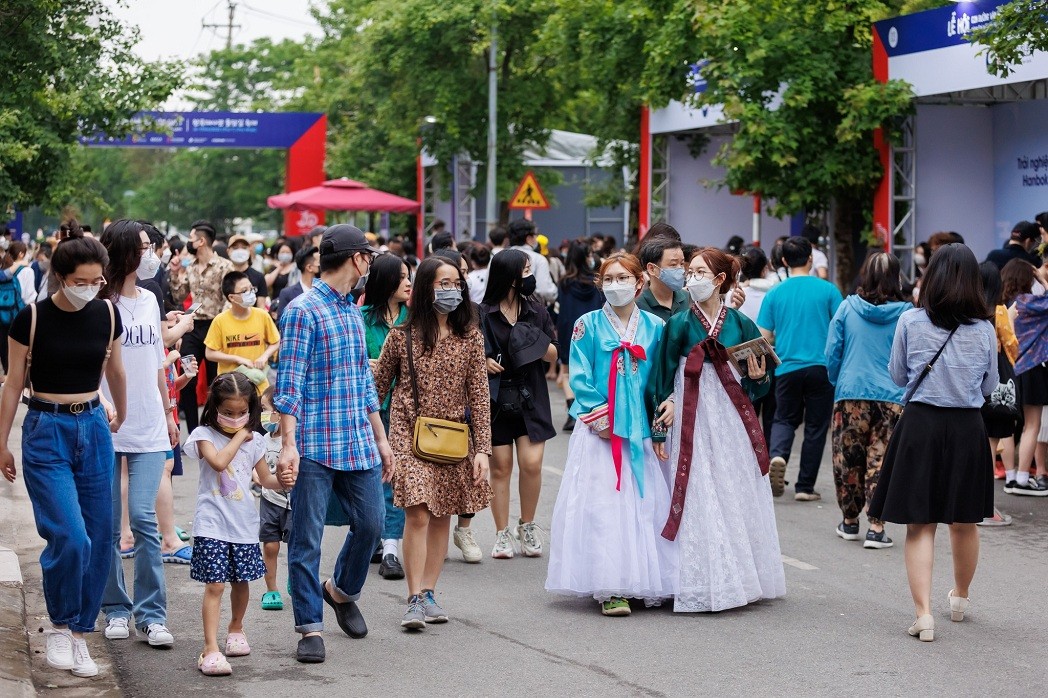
[[769, 365, 835, 494], [379, 410, 404, 539], [20, 405, 114, 633], [102, 451, 167, 629], [288, 458, 383, 633]]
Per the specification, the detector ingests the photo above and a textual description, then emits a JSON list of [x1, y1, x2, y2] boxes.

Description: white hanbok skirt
[[545, 424, 677, 605], [668, 364, 786, 613]]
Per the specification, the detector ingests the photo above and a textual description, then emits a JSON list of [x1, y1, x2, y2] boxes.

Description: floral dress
[[373, 326, 493, 517]]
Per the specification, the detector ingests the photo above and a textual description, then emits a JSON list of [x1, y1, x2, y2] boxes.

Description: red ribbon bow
[[608, 341, 647, 491]]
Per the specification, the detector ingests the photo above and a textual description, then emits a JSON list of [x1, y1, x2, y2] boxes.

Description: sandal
[[198, 651, 232, 676], [224, 632, 251, 657], [261, 591, 283, 611], [176, 526, 190, 542], [162, 545, 193, 564], [119, 546, 135, 559]]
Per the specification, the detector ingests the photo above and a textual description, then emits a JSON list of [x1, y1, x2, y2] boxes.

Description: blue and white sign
[[874, 1, 1004, 58], [79, 111, 324, 149], [994, 100, 1048, 243]]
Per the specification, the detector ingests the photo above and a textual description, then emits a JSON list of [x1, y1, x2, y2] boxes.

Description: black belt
[[25, 396, 101, 415]]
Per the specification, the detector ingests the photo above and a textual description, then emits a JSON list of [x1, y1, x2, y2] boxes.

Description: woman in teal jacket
[[825, 252, 911, 550]]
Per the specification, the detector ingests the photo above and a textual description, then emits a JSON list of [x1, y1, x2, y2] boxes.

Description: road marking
[[542, 465, 564, 476], [781, 555, 818, 571]]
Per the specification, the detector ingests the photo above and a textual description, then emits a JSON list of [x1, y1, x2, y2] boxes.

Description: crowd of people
[[0, 210, 1046, 678]]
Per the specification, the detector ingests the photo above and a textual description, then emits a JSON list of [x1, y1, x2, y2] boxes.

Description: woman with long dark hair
[[869, 243, 997, 642], [555, 241, 604, 431], [0, 241, 35, 376], [825, 253, 911, 549], [361, 253, 411, 579], [373, 256, 491, 629], [98, 220, 179, 647], [481, 250, 558, 560], [0, 222, 127, 678]]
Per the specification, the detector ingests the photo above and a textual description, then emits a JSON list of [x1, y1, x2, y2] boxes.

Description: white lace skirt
[[668, 364, 786, 613], [545, 425, 678, 605]]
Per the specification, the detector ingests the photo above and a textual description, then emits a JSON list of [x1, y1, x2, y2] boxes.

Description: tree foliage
[[970, 0, 1048, 77], [0, 0, 182, 211]]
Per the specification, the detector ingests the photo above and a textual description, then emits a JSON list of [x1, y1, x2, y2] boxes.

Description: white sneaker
[[453, 526, 483, 563], [71, 637, 98, 677], [45, 628, 74, 670], [491, 527, 515, 559], [517, 521, 543, 558], [145, 623, 174, 647], [104, 617, 130, 640]]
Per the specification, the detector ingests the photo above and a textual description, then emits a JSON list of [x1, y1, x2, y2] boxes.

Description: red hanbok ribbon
[[608, 341, 647, 491]]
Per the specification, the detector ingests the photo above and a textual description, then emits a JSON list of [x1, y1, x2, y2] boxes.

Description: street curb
[[0, 546, 34, 698]]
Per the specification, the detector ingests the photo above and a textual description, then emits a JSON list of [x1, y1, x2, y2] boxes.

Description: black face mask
[[518, 274, 537, 297]]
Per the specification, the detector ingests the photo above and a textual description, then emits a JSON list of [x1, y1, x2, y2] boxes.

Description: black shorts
[[491, 411, 530, 447], [259, 497, 291, 543]]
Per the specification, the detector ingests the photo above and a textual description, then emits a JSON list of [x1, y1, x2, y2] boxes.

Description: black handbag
[[983, 351, 1020, 418]]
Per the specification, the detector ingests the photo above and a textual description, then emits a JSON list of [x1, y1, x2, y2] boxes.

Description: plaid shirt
[[274, 280, 380, 471]]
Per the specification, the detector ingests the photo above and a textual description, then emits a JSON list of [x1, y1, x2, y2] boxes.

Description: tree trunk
[[831, 196, 865, 292]]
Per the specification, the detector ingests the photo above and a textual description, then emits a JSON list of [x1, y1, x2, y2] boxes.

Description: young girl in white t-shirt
[[185, 372, 281, 676]]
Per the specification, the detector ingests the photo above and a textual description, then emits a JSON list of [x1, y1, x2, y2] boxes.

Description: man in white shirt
[[507, 219, 557, 304]]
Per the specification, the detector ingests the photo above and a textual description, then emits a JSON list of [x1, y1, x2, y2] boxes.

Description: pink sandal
[[224, 632, 251, 657], [198, 652, 232, 676]]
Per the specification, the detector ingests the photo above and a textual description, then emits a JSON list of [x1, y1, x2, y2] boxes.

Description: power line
[[202, 0, 241, 50], [240, 3, 320, 30]]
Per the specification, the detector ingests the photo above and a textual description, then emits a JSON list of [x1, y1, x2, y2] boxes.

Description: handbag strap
[[404, 328, 421, 418], [99, 299, 115, 388], [903, 326, 957, 403], [23, 303, 37, 398]]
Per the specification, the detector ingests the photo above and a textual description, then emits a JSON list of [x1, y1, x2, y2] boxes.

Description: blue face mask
[[657, 266, 686, 292], [433, 289, 463, 314], [254, 243, 264, 255], [180, 257, 192, 269]]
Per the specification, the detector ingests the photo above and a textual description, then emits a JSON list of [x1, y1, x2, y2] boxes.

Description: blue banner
[[79, 111, 324, 149], [874, 1, 1006, 58]]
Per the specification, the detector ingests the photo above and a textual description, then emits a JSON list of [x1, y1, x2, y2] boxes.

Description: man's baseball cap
[[319, 224, 380, 256]]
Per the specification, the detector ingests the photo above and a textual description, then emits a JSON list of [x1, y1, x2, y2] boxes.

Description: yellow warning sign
[[508, 171, 550, 210]]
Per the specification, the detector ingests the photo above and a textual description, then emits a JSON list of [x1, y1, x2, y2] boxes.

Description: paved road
[[100, 398, 1047, 697]]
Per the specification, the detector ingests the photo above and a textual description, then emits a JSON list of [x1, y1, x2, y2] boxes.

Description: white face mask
[[160, 249, 172, 265], [63, 283, 101, 310], [603, 282, 637, 307], [237, 290, 257, 308], [229, 249, 251, 265], [278, 252, 294, 264], [686, 277, 717, 304], [913, 253, 926, 268], [136, 249, 161, 280]]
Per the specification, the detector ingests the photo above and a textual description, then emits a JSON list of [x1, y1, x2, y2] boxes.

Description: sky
[[105, 0, 321, 63]]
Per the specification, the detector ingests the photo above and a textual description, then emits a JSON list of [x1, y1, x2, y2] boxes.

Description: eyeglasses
[[685, 270, 716, 280], [601, 274, 636, 285], [138, 242, 156, 253], [434, 280, 464, 291], [68, 278, 107, 288]]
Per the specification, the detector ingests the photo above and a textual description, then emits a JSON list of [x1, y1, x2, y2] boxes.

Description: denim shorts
[[190, 536, 266, 584]]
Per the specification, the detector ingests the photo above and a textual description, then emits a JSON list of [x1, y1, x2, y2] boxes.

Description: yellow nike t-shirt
[[204, 307, 280, 393]]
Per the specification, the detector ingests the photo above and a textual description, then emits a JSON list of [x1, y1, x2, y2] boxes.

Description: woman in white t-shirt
[[98, 220, 180, 647]]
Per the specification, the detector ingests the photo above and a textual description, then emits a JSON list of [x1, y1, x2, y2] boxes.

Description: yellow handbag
[[405, 329, 470, 465]]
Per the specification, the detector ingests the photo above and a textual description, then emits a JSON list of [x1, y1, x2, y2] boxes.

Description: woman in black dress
[[480, 250, 558, 560], [869, 244, 997, 642]]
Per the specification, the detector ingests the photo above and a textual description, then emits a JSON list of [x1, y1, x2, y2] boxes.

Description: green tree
[[0, 0, 182, 212], [970, 0, 1048, 77]]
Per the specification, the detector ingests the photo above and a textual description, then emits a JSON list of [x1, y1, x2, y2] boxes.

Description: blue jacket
[[825, 295, 912, 404]]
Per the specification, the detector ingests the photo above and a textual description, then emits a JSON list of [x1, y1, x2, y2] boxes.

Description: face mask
[[587, 257, 597, 270], [217, 413, 250, 432], [278, 252, 294, 264], [136, 249, 161, 280], [38, 260, 50, 272], [518, 274, 537, 297], [603, 282, 636, 307], [229, 249, 250, 265], [261, 411, 279, 434], [0, 238, 8, 251], [62, 283, 101, 310], [188, 239, 200, 255], [254, 243, 264, 255], [657, 266, 686, 292], [686, 277, 717, 304], [236, 290, 257, 308], [160, 249, 172, 265], [433, 288, 463, 314], [914, 253, 926, 267], [181, 257, 192, 269]]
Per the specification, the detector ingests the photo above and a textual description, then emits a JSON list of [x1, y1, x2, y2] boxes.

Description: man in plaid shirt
[[274, 225, 393, 663]]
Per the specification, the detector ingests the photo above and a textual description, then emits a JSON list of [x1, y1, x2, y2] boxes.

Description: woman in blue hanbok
[[546, 253, 677, 616]]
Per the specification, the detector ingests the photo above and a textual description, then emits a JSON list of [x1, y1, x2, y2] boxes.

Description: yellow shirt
[[996, 304, 1018, 365], [204, 307, 280, 392]]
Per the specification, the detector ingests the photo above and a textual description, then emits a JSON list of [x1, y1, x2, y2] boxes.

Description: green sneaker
[[601, 597, 631, 616]]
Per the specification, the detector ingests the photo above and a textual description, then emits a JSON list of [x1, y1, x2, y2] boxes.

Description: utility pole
[[485, 10, 498, 232], [203, 1, 240, 50]]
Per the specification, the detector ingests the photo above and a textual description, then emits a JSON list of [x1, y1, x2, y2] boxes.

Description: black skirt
[[869, 402, 993, 524], [1018, 362, 1048, 406]]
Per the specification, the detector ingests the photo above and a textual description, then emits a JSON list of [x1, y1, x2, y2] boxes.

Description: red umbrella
[[267, 177, 419, 213]]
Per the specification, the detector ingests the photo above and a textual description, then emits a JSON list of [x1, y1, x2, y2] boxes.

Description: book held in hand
[[725, 337, 780, 377]]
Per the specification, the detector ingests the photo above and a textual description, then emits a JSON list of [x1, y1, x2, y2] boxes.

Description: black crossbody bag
[[902, 327, 957, 404]]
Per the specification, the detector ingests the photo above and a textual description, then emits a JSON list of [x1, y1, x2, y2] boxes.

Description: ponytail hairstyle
[[51, 219, 109, 282]]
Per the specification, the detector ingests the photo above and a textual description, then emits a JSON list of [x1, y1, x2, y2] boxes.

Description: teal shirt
[[756, 276, 843, 376], [361, 304, 408, 410]]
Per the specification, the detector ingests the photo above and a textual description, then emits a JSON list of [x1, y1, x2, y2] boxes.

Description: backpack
[[0, 269, 26, 326]]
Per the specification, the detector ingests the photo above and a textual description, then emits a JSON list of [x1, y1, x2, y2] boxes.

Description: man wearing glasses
[[274, 225, 394, 664]]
